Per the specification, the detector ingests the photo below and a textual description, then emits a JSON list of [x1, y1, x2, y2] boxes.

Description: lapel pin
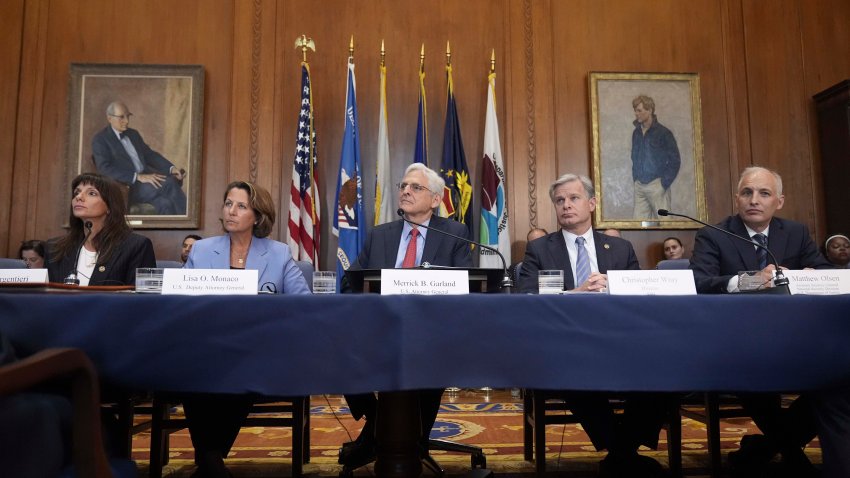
[[603, 244, 610, 249], [98, 265, 106, 272]]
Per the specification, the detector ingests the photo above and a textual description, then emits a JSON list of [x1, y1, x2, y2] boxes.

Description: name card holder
[[784, 269, 850, 295], [0, 269, 49, 284], [162, 269, 258, 295], [607, 270, 697, 295], [380, 269, 469, 295]]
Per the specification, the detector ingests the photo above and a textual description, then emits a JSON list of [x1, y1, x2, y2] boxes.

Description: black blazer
[[47, 233, 156, 286], [91, 126, 175, 186], [517, 230, 640, 293], [689, 215, 831, 293]]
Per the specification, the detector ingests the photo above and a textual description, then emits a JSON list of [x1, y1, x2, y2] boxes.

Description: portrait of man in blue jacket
[[631, 94, 680, 220]]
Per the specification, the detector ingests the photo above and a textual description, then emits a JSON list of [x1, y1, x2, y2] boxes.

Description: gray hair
[[404, 163, 445, 196], [738, 166, 783, 196], [105, 101, 128, 116], [549, 173, 595, 202]]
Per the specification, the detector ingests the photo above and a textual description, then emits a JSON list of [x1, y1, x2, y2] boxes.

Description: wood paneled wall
[[2, 0, 849, 269]]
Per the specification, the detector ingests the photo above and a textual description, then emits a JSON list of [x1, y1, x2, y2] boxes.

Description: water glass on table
[[538, 270, 563, 295], [312, 270, 337, 294], [135, 267, 164, 294]]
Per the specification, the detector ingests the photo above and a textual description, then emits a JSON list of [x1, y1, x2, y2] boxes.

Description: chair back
[[295, 261, 313, 292], [0, 258, 26, 269], [155, 260, 183, 269], [656, 258, 690, 270]]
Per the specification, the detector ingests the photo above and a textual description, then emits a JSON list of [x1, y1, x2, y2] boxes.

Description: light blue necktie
[[575, 236, 591, 286]]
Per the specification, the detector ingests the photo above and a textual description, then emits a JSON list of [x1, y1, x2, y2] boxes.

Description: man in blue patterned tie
[[518, 174, 669, 477], [690, 166, 831, 476]]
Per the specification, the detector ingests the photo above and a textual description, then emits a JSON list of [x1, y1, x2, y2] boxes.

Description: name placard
[[380, 269, 469, 295], [162, 269, 258, 295], [784, 269, 850, 295], [607, 270, 697, 295], [0, 269, 49, 284]]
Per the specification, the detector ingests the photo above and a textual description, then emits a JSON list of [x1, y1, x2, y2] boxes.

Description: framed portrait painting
[[589, 72, 706, 229], [65, 63, 204, 229]]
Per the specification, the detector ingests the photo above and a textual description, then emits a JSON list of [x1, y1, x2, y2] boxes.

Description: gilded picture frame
[[65, 63, 204, 229], [589, 72, 706, 229]]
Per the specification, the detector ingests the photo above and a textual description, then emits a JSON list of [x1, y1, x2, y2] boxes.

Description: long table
[[3, 293, 850, 476]]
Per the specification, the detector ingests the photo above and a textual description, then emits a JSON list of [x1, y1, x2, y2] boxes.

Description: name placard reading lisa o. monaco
[[162, 269, 258, 295]]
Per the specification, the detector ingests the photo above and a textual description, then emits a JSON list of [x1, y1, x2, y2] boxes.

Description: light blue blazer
[[185, 235, 310, 295]]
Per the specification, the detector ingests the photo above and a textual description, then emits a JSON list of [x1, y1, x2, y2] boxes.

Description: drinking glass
[[312, 271, 337, 294], [135, 268, 164, 294], [538, 270, 564, 295]]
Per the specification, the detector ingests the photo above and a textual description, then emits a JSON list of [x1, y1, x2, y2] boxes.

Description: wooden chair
[[0, 347, 137, 478], [147, 395, 310, 478], [523, 390, 682, 477]]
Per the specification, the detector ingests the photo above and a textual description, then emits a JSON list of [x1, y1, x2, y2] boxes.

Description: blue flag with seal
[[438, 64, 473, 235], [413, 68, 428, 165], [333, 60, 365, 290]]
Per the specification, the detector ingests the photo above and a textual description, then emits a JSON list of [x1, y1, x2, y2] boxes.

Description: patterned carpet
[[130, 391, 821, 477]]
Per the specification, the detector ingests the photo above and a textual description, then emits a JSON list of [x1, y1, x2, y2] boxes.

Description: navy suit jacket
[[349, 215, 473, 270], [518, 230, 640, 293], [91, 126, 175, 186], [47, 233, 156, 286], [185, 235, 310, 295], [690, 215, 831, 293]]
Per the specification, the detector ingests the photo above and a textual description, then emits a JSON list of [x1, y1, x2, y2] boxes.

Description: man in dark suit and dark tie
[[518, 173, 669, 477], [91, 101, 187, 215], [690, 166, 830, 476], [339, 162, 472, 469]]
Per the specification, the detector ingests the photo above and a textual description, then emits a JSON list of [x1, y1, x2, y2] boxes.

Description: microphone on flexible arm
[[657, 209, 790, 293], [64, 221, 94, 285], [396, 209, 513, 293]]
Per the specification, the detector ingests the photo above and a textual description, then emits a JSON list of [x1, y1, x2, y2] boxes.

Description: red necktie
[[402, 229, 419, 268]]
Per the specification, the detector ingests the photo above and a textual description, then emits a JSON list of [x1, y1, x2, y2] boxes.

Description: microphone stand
[[397, 210, 513, 293], [657, 209, 790, 294], [64, 221, 94, 286]]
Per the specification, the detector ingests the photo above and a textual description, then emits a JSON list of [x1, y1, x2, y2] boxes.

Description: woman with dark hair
[[824, 234, 850, 268], [48, 173, 155, 285], [182, 181, 309, 478], [662, 236, 685, 260], [18, 240, 47, 269]]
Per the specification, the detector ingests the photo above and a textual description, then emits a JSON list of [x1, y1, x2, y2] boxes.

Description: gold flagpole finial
[[490, 49, 496, 74], [446, 41, 452, 67], [294, 35, 316, 63], [419, 43, 425, 73], [380, 39, 386, 68], [349, 35, 354, 63]]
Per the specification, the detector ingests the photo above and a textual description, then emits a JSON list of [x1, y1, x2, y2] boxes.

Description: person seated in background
[[661, 236, 684, 260], [47, 173, 156, 286], [601, 228, 621, 238], [180, 234, 202, 264], [508, 227, 548, 281], [339, 163, 473, 470], [519, 174, 670, 478], [182, 181, 309, 478], [18, 239, 47, 269], [690, 166, 830, 477], [823, 234, 850, 268]]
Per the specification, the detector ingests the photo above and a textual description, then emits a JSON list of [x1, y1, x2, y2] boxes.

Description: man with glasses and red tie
[[339, 162, 472, 469], [91, 101, 187, 215], [518, 174, 670, 477]]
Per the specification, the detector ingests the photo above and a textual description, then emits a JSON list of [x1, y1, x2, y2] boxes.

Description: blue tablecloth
[[1, 293, 849, 395]]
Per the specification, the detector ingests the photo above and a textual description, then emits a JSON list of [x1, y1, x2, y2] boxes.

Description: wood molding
[[522, 0, 539, 229]]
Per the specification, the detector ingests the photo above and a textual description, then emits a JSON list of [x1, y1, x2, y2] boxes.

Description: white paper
[[380, 269, 469, 295], [607, 270, 696, 295], [0, 269, 49, 284], [162, 268, 258, 295], [783, 269, 850, 295]]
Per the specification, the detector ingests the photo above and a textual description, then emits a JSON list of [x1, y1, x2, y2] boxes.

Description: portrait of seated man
[[91, 101, 187, 215]]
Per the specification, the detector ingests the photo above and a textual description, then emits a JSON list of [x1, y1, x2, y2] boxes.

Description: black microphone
[[396, 209, 513, 293], [64, 221, 94, 285], [657, 209, 790, 292]]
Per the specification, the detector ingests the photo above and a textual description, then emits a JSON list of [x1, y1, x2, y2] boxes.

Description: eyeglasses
[[396, 182, 432, 193], [108, 113, 133, 120]]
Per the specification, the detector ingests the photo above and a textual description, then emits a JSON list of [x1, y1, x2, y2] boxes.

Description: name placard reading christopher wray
[[607, 270, 697, 295], [380, 269, 469, 295], [162, 268, 258, 295]]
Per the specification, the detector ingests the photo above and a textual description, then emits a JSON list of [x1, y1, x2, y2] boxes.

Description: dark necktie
[[402, 229, 419, 268], [753, 233, 768, 270]]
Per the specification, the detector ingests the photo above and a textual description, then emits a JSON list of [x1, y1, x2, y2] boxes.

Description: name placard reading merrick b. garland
[[380, 269, 469, 295], [162, 269, 258, 295]]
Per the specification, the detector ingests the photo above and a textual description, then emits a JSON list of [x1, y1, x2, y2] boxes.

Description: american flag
[[287, 63, 320, 268]]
